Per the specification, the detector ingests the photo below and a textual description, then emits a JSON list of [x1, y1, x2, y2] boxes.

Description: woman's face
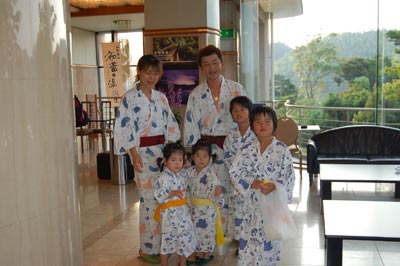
[[165, 152, 184, 175], [138, 66, 160, 90], [252, 113, 274, 139], [199, 53, 223, 81]]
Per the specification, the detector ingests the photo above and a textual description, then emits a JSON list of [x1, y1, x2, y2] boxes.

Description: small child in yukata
[[183, 139, 225, 266], [153, 142, 197, 266], [223, 96, 256, 248]]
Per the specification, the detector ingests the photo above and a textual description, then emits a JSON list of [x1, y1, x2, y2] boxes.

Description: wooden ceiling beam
[[70, 5, 144, 17]]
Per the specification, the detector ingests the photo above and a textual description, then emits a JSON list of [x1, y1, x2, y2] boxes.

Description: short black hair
[[229, 96, 253, 114], [196, 45, 223, 66], [249, 105, 278, 132]]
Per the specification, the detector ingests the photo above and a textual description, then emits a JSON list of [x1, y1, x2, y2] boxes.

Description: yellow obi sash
[[190, 196, 224, 246], [153, 198, 187, 223]]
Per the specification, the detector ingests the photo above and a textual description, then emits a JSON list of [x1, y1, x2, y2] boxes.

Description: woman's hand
[[130, 148, 143, 173]]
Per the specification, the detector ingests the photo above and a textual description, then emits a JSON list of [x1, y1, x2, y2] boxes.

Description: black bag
[[96, 152, 134, 180], [74, 95, 89, 127]]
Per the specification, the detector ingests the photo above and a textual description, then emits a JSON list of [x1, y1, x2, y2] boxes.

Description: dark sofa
[[307, 125, 400, 186]]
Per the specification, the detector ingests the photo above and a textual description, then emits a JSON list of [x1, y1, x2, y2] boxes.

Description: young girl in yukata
[[153, 142, 197, 266], [184, 139, 225, 266], [229, 106, 295, 266], [223, 96, 256, 249]]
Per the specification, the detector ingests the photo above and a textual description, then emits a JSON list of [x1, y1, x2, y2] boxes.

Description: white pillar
[[240, 0, 259, 101], [0, 0, 83, 265]]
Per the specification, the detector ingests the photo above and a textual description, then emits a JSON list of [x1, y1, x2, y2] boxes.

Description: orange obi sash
[[153, 198, 187, 223]]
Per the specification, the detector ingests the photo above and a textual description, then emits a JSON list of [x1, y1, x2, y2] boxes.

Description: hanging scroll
[[101, 42, 124, 106]]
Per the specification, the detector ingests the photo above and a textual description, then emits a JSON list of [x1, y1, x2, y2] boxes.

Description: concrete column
[[0, 0, 83, 265]]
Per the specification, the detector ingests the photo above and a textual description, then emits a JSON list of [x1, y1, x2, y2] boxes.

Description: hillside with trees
[[273, 29, 400, 128]]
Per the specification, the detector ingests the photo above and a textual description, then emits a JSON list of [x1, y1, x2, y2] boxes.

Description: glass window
[[272, 0, 400, 128]]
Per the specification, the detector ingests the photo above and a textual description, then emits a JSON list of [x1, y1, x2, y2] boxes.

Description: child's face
[[192, 149, 210, 171], [231, 103, 249, 125], [165, 152, 184, 175], [252, 113, 274, 139]]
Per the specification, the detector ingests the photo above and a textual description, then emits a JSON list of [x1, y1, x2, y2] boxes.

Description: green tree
[[274, 74, 298, 103], [292, 36, 339, 101]]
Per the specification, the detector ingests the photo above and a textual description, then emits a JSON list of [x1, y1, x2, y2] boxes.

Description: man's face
[[199, 53, 223, 81]]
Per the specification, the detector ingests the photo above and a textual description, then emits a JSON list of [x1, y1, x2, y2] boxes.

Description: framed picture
[[153, 36, 199, 62], [155, 62, 199, 108]]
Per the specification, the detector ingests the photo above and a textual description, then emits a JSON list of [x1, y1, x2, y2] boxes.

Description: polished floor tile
[[78, 138, 400, 266]]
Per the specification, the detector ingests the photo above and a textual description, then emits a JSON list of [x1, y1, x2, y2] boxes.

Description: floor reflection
[[78, 139, 400, 266]]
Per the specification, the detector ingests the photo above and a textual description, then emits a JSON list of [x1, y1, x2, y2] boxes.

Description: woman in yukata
[[223, 96, 256, 249], [153, 142, 197, 266], [113, 54, 181, 264], [229, 105, 295, 266], [183, 139, 225, 266], [184, 45, 246, 237]]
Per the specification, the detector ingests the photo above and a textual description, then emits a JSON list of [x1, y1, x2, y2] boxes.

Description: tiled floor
[[78, 139, 400, 266]]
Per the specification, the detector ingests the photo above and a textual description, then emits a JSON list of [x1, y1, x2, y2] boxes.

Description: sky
[[273, 0, 400, 48]]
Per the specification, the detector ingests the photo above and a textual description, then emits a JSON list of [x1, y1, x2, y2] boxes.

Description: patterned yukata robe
[[223, 126, 257, 240], [229, 137, 295, 266], [183, 165, 224, 252], [153, 167, 197, 257], [184, 76, 245, 237], [113, 84, 180, 255]]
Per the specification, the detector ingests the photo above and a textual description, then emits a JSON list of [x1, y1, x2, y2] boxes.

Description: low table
[[320, 164, 400, 200], [323, 200, 400, 266]]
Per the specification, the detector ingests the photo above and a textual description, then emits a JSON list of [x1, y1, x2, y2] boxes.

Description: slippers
[[137, 253, 160, 264], [196, 255, 214, 266]]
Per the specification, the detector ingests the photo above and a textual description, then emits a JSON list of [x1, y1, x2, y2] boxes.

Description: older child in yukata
[[153, 142, 197, 266], [229, 106, 295, 266], [113, 55, 180, 264], [183, 139, 224, 266], [223, 96, 256, 246]]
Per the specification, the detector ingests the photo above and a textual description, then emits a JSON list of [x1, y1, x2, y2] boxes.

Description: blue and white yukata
[[153, 167, 197, 258], [113, 84, 181, 256], [229, 137, 295, 266], [223, 126, 256, 240], [184, 76, 245, 237], [183, 164, 224, 253]]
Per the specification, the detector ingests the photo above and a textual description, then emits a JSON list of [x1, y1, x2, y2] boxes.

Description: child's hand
[[260, 181, 275, 195], [168, 190, 186, 199], [214, 186, 222, 197], [251, 179, 264, 189]]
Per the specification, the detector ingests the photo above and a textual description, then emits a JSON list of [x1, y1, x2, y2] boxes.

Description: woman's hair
[[229, 95, 253, 114], [135, 54, 163, 82], [250, 105, 278, 132], [190, 138, 216, 165], [157, 141, 186, 170], [196, 45, 223, 66]]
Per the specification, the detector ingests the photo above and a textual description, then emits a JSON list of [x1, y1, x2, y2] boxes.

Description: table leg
[[321, 180, 332, 200], [326, 237, 342, 266]]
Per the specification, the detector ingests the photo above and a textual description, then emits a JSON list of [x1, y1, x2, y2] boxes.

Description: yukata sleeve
[[184, 93, 201, 146], [207, 168, 224, 208], [223, 133, 235, 168], [229, 150, 255, 196], [161, 94, 180, 142], [113, 95, 139, 155], [154, 173, 171, 204], [279, 148, 296, 203]]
